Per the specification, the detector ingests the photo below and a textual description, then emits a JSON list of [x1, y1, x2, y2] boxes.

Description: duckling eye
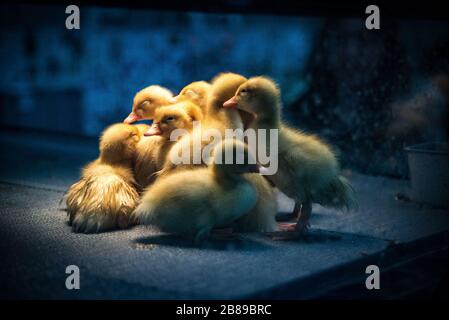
[[165, 116, 175, 122], [240, 88, 250, 96]]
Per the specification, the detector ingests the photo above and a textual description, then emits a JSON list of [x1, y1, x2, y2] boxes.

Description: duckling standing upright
[[224, 77, 357, 239], [65, 123, 141, 233], [134, 139, 259, 243], [124, 85, 175, 124]]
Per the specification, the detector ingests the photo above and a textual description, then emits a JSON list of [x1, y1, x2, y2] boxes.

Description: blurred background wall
[[1, 4, 448, 177]]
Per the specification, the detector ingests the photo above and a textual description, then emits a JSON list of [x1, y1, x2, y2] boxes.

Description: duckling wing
[[232, 174, 277, 232], [134, 136, 164, 188], [135, 170, 216, 235]]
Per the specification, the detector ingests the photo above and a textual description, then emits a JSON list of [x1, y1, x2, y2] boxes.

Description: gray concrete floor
[[1, 128, 449, 299]]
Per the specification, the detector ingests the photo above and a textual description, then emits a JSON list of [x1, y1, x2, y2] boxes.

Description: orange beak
[[144, 122, 162, 136], [223, 96, 238, 109], [123, 112, 141, 124]]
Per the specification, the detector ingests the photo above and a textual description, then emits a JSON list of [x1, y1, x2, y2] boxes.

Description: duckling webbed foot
[[265, 202, 311, 241]]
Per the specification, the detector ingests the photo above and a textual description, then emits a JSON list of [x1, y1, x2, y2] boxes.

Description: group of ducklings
[[66, 72, 356, 243]]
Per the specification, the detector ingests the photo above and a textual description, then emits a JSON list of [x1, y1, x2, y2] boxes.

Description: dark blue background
[[1, 4, 448, 177]]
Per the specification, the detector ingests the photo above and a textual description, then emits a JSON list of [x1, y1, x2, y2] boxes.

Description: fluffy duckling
[[134, 139, 259, 243], [158, 73, 278, 233], [160, 73, 246, 175], [133, 101, 203, 189], [224, 76, 357, 239], [174, 81, 211, 113], [133, 123, 151, 136], [66, 123, 141, 233], [124, 85, 175, 124]]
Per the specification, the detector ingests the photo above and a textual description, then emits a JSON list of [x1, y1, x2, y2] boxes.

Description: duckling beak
[[124, 112, 141, 124], [144, 122, 162, 136], [223, 96, 238, 109]]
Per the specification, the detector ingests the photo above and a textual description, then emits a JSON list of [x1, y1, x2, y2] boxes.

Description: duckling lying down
[[66, 123, 141, 233], [134, 139, 260, 243]]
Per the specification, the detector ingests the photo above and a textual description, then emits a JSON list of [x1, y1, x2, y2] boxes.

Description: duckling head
[[223, 76, 281, 122], [211, 139, 259, 177], [144, 101, 203, 139], [124, 85, 175, 124], [99, 123, 140, 164], [207, 73, 248, 113], [174, 81, 211, 111]]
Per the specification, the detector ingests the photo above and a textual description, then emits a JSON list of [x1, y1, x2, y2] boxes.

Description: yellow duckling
[[159, 73, 278, 233], [174, 81, 211, 113], [134, 139, 259, 243], [124, 85, 175, 124], [66, 123, 141, 233], [224, 76, 357, 239], [160, 73, 246, 175], [133, 101, 203, 189]]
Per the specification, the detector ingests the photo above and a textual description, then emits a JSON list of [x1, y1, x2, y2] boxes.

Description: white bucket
[[405, 142, 449, 208]]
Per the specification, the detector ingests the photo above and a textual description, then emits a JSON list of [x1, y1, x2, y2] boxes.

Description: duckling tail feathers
[[324, 175, 358, 211]]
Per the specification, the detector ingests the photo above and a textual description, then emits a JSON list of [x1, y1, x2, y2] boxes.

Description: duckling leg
[[295, 201, 312, 234], [276, 197, 301, 222], [265, 201, 311, 240]]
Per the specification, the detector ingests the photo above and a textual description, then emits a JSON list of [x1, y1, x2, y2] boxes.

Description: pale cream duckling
[[124, 85, 175, 124], [133, 101, 203, 189], [224, 77, 357, 239], [174, 81, 211, 113], [66, 123, 141, 233], [134, 139, 259, 243]]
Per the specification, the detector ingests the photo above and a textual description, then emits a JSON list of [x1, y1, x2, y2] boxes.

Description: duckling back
[[66, 123, 141, 233], [134, 139, 259, 242], [277, 126, 357, 210]]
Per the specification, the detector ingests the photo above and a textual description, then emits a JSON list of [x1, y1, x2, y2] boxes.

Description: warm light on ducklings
[[145, 101, 203, 138], [157, 73, 278, 234], [124, 85, 175, 124], [133, 139, 259, 244], [66, 73, 355, 242], [65, 123, 141, 233], [159, 72, 247, 176], [133, 101, 203, 189], [174, 81, 211, 113]]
